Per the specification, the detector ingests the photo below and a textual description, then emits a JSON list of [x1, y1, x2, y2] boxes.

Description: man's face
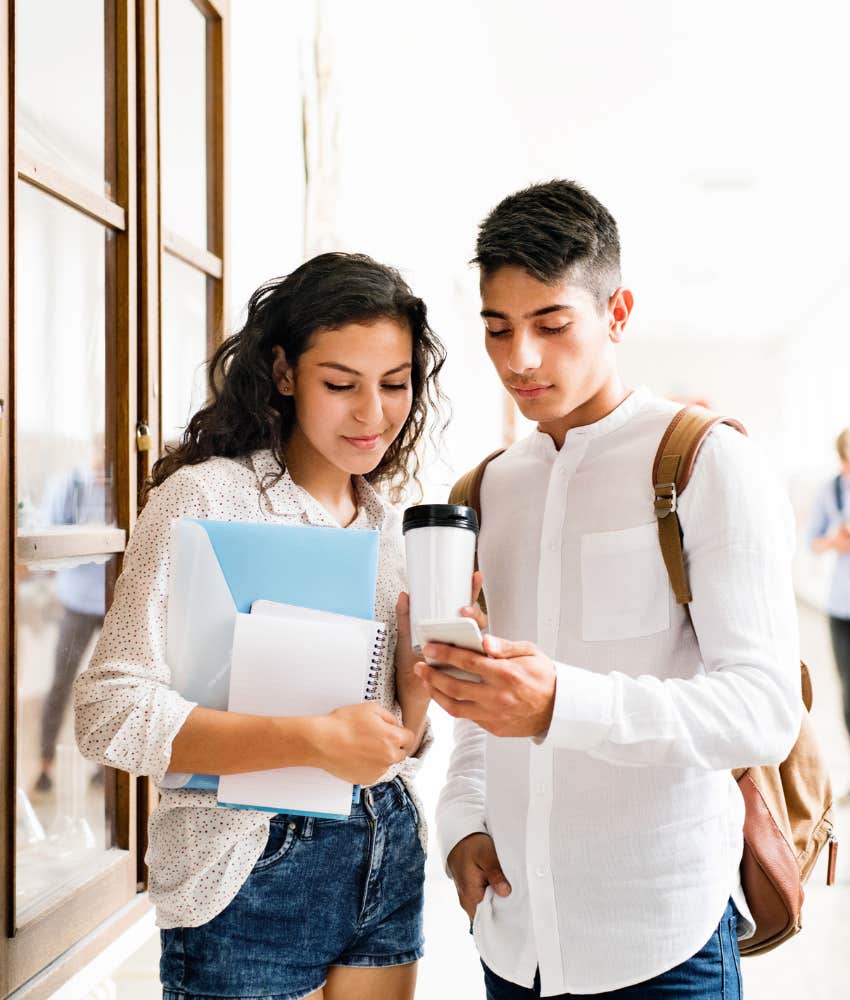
[[480, 266, 632, 436]]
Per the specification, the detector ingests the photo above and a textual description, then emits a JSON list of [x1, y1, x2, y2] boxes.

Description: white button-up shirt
[[74, 450, 430, 928], [436, 387, 801, 996]]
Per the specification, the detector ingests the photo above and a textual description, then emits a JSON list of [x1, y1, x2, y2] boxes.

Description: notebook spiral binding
[[364, 623, 388, 700]]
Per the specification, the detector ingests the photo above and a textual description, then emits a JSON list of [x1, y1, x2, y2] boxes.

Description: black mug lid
[[403, 503, 479, 535]]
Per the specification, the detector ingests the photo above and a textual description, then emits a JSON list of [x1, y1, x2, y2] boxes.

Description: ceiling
[[323, 0, 850, 342]]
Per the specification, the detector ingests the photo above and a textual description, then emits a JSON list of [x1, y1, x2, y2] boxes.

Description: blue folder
[[164, 518, 380, 792]]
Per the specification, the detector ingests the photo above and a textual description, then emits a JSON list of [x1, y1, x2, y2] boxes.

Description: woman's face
[[273, 319, 414, 477]]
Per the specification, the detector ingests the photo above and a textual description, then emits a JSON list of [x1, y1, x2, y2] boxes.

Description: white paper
[[217, 610, 383, 817]]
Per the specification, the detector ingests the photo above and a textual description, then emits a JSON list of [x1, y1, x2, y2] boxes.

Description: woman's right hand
[[311, 702, 416, 785]]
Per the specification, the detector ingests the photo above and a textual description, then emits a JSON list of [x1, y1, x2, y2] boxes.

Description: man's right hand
[[446, 832, 512, 921], [312, 703, 416, 785]]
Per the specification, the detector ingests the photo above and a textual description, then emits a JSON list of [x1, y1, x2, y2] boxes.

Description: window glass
[[161, 254, 208, 444], [15, 182, 115, 531], [16, 0, 110, 194], [15, 552, 122, 924], [160, 0, 208, 247]]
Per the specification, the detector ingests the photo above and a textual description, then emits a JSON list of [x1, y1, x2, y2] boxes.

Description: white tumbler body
[[404, 524, 477, 643]]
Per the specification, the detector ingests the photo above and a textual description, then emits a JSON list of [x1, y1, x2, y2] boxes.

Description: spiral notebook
[[216, 601, 386, 819]]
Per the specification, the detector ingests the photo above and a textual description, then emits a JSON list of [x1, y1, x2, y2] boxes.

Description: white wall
[[227, 0, 850, 551], [228, 0, 849, 496], [229, 2, 315, 327]]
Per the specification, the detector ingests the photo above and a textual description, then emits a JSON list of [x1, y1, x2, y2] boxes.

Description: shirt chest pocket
[[580, 522, 671, 642]]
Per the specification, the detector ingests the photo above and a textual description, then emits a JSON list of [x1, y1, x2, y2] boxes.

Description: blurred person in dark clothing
[[34, 446, 107, 793]]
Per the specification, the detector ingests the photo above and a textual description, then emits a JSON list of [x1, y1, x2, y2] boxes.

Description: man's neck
[[537, 374, 630, 450]]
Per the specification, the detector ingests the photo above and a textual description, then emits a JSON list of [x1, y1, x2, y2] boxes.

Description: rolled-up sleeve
[[73, 468, 212, 785], [539, 426, 802, 770]]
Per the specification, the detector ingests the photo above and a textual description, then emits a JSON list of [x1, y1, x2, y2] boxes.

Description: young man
[[416, 180, 801, 998]]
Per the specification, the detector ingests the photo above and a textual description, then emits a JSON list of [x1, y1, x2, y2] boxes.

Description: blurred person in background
[[33, 441, 107, 793], [808, 426, 850, 797]]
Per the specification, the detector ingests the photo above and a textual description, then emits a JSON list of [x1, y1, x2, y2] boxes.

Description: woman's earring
[[272, 346, 294, 396]]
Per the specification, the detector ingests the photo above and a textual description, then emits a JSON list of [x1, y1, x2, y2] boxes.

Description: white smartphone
[[414, 617, 484, 683]]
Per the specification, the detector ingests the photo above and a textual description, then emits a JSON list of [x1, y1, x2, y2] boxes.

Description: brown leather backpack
[[449, 404, 837, 956]]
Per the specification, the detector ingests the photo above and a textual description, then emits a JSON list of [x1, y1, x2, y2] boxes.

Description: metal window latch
[[136, 421, 152, 452], [654, 481, 677, 518]]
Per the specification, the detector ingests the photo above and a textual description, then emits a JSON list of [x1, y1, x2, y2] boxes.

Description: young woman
[[74, 253, 446, 1000]]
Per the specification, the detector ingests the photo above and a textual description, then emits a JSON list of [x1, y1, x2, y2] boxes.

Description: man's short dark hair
[[473, 180, 622, 307]]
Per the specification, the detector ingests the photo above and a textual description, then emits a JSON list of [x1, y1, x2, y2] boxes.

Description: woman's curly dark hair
[[142, 252, 446, 505]]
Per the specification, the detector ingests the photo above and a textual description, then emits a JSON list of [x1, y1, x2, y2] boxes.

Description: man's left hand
[[414, 635, 556, 738]]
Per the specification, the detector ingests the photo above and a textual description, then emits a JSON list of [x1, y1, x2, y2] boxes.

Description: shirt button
[[536, 783, 546, 795], [547, 538, 559, 552], [535, 867, 545, 878]]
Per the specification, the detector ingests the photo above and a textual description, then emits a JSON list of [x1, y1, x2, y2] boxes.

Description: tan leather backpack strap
[[800, 661, 813, 712], [449, 448, 505, 613], [653, 406, 747, 605], [448, 448, 505, 521], [655, 449, 692, 604]]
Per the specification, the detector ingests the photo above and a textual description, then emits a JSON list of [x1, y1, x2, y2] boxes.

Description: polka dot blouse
[[73, 449, 432, 928]]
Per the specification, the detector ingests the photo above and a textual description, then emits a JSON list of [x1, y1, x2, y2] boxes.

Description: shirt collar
[[529, 385, 652, 458], [248, 449, 387, 530]]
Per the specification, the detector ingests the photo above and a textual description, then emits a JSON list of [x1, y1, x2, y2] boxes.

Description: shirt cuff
[[139, 691, 198, 787], [534, 660, 615, 750], [437, 810, 490, 876]]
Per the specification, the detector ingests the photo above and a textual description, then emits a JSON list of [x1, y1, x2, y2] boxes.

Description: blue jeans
[[482, 900, 742, 999], [160, 777, 425, 1000]]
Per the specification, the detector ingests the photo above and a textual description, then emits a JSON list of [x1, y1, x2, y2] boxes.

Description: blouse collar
[[248, 449, 388, 530]]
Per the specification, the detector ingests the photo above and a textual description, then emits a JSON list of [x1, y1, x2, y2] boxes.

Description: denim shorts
[[160, 777, 425, 1000], [482, 900, 742, 999]]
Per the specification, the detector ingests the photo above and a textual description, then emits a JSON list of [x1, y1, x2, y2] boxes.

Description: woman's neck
[[283, 429, 359, 527]]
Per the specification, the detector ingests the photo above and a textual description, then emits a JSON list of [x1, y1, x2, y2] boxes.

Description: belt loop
[[392, 775, 407, 807], [302, 816, 314, 839]]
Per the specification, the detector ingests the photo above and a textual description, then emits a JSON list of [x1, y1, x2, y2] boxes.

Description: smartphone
[[414, 617, 484, 683]]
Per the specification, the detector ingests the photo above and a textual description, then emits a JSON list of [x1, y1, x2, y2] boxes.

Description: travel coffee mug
[[402, 503, 479, 645]]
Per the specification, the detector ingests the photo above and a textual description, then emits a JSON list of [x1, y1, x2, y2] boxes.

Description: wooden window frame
[[0, 0, 144, 993], [1, 0, 229, 991], [156, 0, 229, 441], [134, 0, 229, 890], [0, 0, 11, 976], [140, 0, 228, 483]]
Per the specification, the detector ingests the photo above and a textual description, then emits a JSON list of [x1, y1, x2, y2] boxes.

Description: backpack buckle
[[654, 481, 677, 518]]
